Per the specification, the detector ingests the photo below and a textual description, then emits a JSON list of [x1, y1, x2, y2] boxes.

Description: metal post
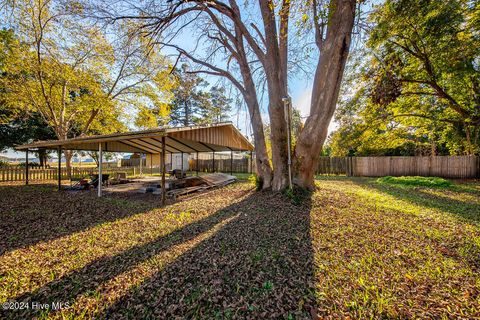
[[212, 151, 215, 173], [150, 154, 153, 175], [283, 96, 293, 189], [161, 136, 166, 206], [98, 143, 103, 197], [181, 152, 184, 173], [159, 153, 161, 176], [57, 147, 62, 191], [139, 153, 143, 176], [196, 151, 199, 176], [230, 149, 233, 175], [170, 152, 173, 172], [25, 149, 29, 185]]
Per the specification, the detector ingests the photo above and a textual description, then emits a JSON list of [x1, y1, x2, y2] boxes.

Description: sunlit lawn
[[0, 176, 479, 319]]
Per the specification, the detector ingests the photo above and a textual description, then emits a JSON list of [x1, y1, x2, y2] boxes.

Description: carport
[[16, 122, 254, 205]]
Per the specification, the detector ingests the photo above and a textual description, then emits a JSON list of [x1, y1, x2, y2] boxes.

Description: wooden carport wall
[[16, 123, 254, 206]]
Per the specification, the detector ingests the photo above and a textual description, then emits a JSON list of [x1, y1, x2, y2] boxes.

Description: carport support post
[[212, 152, 215, 173], [230, 150, 233, 175], [181, 152, 184, 172], [57, 147, 62, 190], [98, 142, 103, 197], [161, 136, 166, 206], [196, 151, 199, 176], [139, 153, 143, 176], [25, 149, 29, 185]]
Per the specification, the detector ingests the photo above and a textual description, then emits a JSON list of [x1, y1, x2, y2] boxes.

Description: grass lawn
[[0, 177, 479, 319]]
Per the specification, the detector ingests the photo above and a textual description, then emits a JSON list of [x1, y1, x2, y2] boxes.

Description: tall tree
[[0, 0, 174, 171], [169, 64, 211, 126], [0, 110, 56, 166], [134, 66, 233, 129], [203, 86, 233, 124], [103, 0, 358, 190], [292, 0, 357, 188], [362, 0, 480, 155]]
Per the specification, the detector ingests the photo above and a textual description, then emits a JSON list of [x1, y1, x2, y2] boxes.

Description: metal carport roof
[[15, 122, 254, 154]]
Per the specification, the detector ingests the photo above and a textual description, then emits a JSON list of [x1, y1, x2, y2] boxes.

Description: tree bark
[[233, 22, 273, 188], [259, 0, 289, 191], [243, 89, 273, 188], [64, 150, 73, 179], [37, 149, 47, 168], [293, 0, 356, 189]]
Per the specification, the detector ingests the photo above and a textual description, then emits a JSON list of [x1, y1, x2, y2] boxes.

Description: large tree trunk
[[64, 150, 73, 179], [293, 0, 356, 189], [267, 84, 289, 190], [242, 84, 273, 189], [232, 18, 273, 189], [37, 149, 47, 168], [259, 0, 290, 191]]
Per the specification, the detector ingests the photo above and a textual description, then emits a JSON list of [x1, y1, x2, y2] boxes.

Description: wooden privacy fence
[[189, 158, 253, 173], [0, 166, 152, 182], [316, 156, 480, 179], [316, 157, 349, 175], [0, 160, 254, 182], [2, 156, 478, 182]]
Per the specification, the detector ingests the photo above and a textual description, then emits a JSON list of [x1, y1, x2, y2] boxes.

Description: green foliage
[[137, 64, 233, 129], [329, 0, 480, 156], [376, 176, 453, 188], [283, 186, 311, 205], [202, 86, 232, 124], [0, 110, 56, 151], [169, 65, 232, 127], [0, 0, 174, 146], [248, 174, 263, 191], [0, 160, 9, 167]]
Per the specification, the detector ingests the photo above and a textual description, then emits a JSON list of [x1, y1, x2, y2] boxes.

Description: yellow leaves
[[301, 13, 309, 23], [65, 1, 85, 15], [135, 107, 160, 130]]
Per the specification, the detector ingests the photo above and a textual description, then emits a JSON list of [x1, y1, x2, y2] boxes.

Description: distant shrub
[[0, 160, 9, 168], [377, 176, 452, 188]]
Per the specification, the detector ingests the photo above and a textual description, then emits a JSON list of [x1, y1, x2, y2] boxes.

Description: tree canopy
[[0, 0, 176, 167], [100, 0, 358, 189], [330, 0, 480, 157], [134, 64, 233, 129]]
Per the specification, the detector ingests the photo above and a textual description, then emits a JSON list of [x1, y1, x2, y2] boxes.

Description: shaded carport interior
[[16, 123, 254, 203]]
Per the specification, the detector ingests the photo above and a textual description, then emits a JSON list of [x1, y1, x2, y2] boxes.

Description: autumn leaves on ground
[[0, 177, 479, 319]]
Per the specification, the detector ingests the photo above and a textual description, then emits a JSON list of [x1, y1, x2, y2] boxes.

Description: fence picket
[[0, 156, 479, 182]]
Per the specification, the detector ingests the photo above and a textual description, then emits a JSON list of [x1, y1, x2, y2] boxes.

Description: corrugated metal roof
[[15, 122, 254, 153]]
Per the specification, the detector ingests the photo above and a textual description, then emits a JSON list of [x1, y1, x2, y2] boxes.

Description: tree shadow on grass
[[0, 184, 158, 255], [3, 190, 317, 319], [353, 180, 480, 225], [104, 190, 316, 319], [349, 179, 480, 271]]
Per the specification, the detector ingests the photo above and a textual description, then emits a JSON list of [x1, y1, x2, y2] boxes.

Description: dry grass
[[0, 177, 479, 319]]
